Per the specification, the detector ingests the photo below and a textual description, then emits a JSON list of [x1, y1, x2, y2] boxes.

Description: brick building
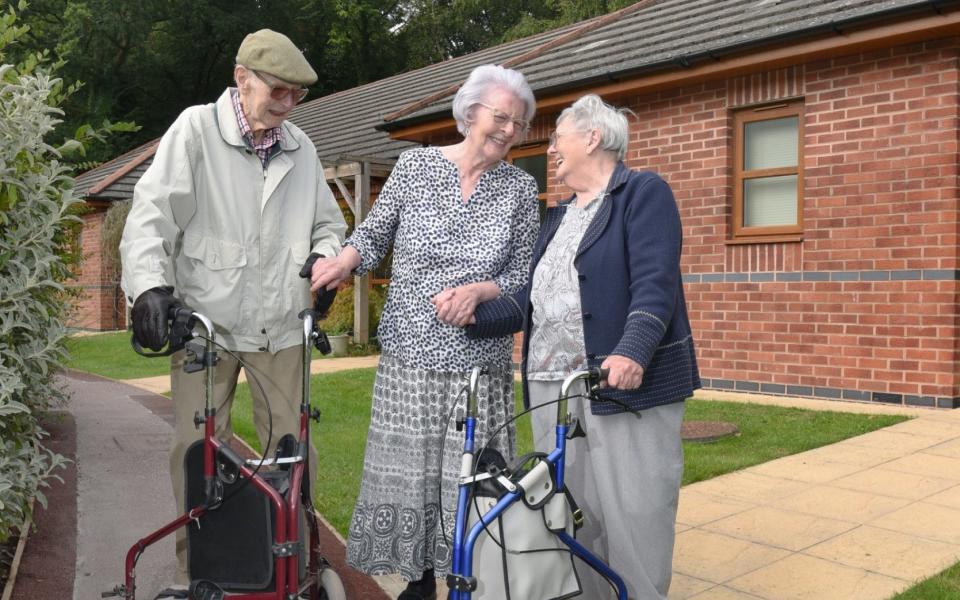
[[74, 0, 960, 407]]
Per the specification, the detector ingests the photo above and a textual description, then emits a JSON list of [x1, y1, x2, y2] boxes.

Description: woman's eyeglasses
[[476, 103, 530, 133], [548, 128, 588, 147], [251, 70, 309, 103]]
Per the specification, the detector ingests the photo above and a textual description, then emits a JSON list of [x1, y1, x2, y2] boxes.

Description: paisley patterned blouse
[[345, 147, 540, 371], [527, 196, 603, 379]]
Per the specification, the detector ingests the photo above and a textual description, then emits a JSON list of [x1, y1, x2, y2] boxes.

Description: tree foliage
[[9, 0, 632, 164], [0, 1, 129, 541]]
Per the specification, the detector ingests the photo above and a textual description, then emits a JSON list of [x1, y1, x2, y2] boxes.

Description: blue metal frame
[[447, 368, 628, 600]]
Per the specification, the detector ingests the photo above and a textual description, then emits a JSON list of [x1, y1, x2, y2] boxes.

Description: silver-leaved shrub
[[0, 2, 134, 541]]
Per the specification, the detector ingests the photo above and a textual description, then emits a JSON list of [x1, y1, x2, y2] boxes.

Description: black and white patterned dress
[[344, 146, 540, 579]]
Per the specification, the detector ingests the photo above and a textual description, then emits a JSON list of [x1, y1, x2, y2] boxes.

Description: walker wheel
[[317, 567, 346, 600], [301, 567, 346, 600]]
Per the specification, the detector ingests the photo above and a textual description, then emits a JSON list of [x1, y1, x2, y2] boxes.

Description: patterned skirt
[[345, 353, 516, 580]]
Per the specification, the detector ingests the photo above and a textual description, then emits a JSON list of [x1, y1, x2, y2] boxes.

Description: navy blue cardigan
[[467, 162, 700, 414]]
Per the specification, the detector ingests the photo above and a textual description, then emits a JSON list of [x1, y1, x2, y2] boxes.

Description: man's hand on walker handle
[[131, 286, 181, 352], [600, 354, 644, 390]]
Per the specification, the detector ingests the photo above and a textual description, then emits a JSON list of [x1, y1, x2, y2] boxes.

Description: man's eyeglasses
[[251, 69, 309, 104], [476, 103, 530, 134]]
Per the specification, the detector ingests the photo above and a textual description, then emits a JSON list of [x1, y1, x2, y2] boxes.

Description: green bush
[[0, 2, 133, 541], [317, 283, 387, 337]]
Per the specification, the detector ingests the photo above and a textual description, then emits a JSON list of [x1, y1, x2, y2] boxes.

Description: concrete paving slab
[[868, 501, 960, 545], [701, 506, 856, 552], [775, 485, 911, 523], [673, 529, 791, 584], [798, 443, 909, 468], [747, 454, 865, 484], [726, 553, 907, 600], [686, 471, 809, 505], [676, 490, 755, 528], [687, 586, 766, 599], [829, 467, 957, 501], [804, 525, 960, 581], [923, 484, 960, 510], [835, 429, 944, 454], [669, 573, 715, 598], [885, 417, 960, 440], [921, 436, 960, 459], [881, 452, 960, 481]]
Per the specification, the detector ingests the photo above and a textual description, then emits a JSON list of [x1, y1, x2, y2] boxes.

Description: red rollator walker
[[104, 304, 345, 600]]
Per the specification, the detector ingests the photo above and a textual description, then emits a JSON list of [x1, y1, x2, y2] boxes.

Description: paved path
[[110, 361, 960, 599], [672, 390, 960, 599], [68, 371, 180, 599]]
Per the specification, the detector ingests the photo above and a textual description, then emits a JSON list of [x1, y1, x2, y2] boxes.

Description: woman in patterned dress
[[307, 64, 540, 600], [467, 94, 700, 600]]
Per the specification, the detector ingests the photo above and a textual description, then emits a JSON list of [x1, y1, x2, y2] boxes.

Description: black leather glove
[[298, 252, 337, 316], [298, 252, 323, 279], [131, 286, 181, 352]]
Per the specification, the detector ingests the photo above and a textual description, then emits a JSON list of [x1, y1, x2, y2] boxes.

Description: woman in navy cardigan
[[462, 94, 700, 599]]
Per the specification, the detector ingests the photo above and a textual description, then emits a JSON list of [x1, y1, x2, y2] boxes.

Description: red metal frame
[[121, 386, 320, 599]]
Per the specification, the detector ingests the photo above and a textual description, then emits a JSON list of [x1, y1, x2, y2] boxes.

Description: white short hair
[[557, 94, 633, 160], [452, 64, 536, 137]]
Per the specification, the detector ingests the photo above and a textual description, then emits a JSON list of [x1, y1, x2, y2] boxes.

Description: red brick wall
[[610, 38, 959, 407], [67, 209, 126, 331]]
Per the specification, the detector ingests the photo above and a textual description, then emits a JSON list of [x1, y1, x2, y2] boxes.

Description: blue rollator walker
[[446, 367, 629, 600]]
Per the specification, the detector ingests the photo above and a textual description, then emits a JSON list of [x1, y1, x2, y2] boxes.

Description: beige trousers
[[169, 345, 316, 584]]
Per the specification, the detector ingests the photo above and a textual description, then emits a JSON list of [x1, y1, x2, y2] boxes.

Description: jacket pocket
[[182, 233, 248, 270], [179, 233, 248, 333]]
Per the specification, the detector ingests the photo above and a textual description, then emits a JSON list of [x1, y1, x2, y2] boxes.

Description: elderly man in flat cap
[[120, 29, 346, 588]]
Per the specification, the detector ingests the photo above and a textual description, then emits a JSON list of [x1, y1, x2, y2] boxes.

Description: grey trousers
[[529, 380, 685, 600], [169, 345, 315, 584]]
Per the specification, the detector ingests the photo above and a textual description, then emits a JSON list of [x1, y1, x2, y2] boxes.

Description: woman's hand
[[431, 281, 499, 327], [310, 246, 360, 292], [600, 354, 645, 390]]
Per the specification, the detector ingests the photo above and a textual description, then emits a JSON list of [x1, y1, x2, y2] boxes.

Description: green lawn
[[890, 562, 960, 599], [64, 330, 376, 380], [65, 331, 172, 379], [681, 399, 904, 485]]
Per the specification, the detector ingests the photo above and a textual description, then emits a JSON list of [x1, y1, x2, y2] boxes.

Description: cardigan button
[[583, 312, 592, 320], [578, 274, 586, 281], [587, 353, 596, 360]]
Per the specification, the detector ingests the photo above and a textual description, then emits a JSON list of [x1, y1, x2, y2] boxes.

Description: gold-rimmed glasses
[[476, 102, 531, 134], [251, 69, 309, 104]]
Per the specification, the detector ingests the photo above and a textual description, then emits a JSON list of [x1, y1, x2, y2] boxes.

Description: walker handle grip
[[131, 306, 196, 357]]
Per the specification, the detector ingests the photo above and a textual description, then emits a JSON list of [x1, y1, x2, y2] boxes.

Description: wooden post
[[353, 161, 371, 344]]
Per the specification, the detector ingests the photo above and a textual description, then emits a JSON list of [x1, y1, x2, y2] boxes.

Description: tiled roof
[[76, 0, 954, 202], [73, 140, 158, 201], [393, 0, 953, 123]]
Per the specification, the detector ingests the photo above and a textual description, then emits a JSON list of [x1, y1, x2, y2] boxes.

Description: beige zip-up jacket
[[120, 89, 347, 352]]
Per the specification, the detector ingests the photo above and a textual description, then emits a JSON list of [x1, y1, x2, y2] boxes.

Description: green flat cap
[[236, 29, 317, 86]]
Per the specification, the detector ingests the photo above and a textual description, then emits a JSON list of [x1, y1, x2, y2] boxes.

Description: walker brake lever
[[566, 417, 586, 439]]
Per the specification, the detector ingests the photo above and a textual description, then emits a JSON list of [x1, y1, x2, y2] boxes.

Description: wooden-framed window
[[510, 144, 548, 221], [732, 101, 804, 241]]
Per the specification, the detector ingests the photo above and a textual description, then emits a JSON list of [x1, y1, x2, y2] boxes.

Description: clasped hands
[[431, 285, 481, 328]]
